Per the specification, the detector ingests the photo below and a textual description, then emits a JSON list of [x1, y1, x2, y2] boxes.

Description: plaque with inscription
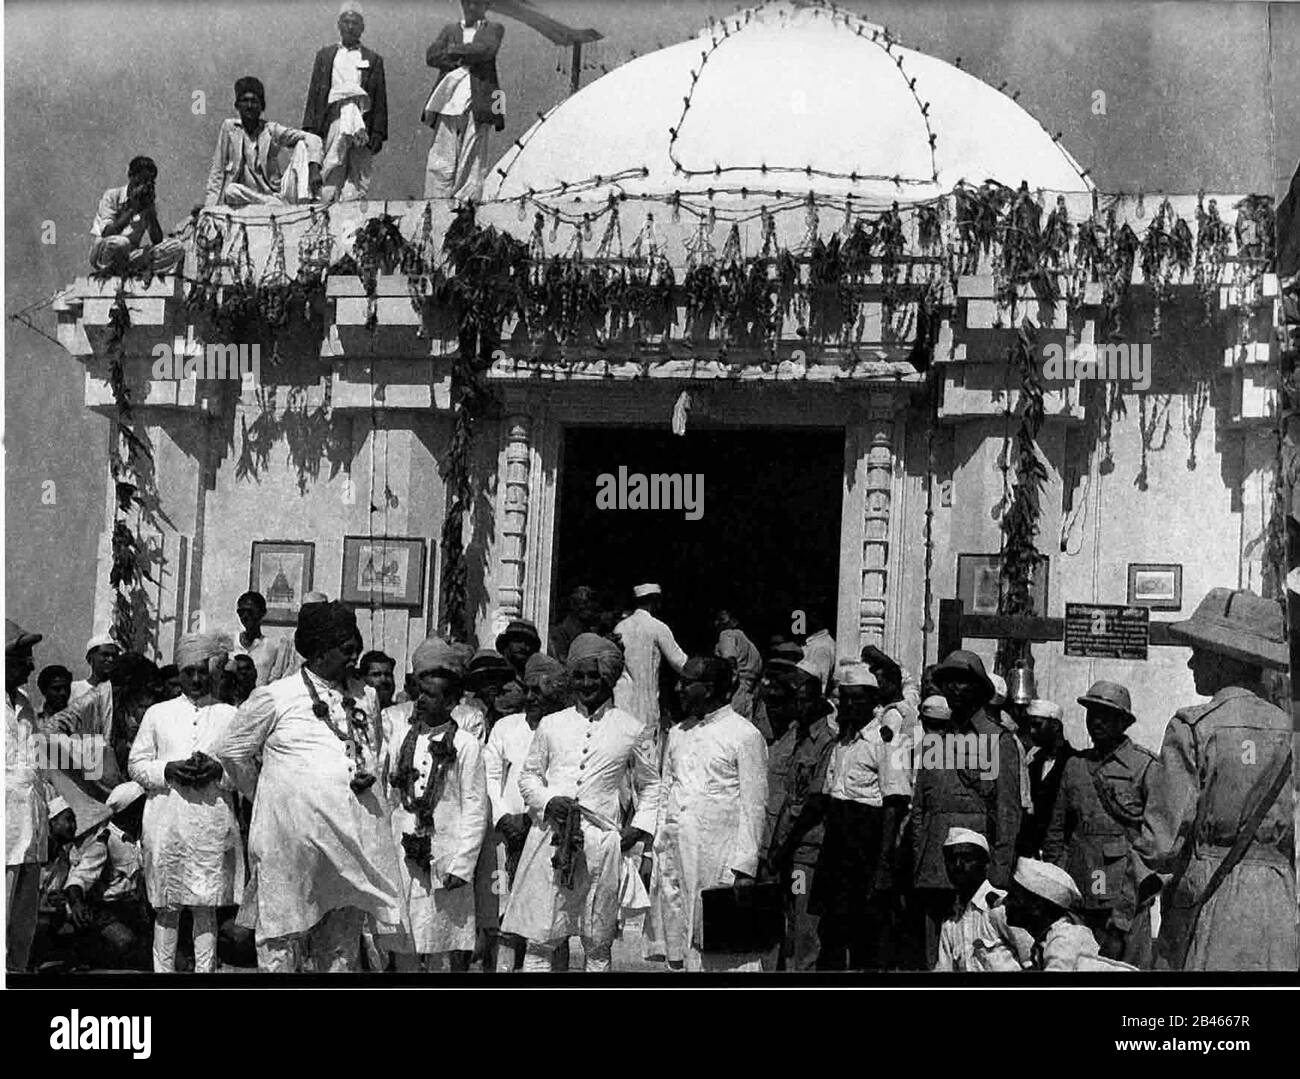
[[1064, 603, 1149, 660]]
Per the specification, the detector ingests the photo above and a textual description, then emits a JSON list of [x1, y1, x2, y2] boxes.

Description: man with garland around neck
[[209, 601, 402, 973], [378, 638, 487, 972], [500, 634, 661, 972]]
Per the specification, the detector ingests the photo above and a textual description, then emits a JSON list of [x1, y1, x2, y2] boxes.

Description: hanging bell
[[1007, 666, 1037, 706]]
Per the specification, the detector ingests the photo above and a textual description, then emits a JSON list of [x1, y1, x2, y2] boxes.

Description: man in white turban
[[501, 633, 661, 972], [128, 632, 243, 973]]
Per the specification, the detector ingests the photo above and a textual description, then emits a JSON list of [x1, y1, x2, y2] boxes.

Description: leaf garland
[[995, 323, 1048, 674]]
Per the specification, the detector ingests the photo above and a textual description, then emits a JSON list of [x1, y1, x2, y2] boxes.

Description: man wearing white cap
[[1018, 699, 1072, 858], [303, 2, 388, 202], [71, 632, 119, 703], [933, 827, 1030, 971], [613, 584, 687, 732], [807, 663, 911, 970], [1004, 857, 1125, 971]]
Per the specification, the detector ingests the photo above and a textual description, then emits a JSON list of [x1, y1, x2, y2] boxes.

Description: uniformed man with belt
[[1123, 587, 1296, 972], [1042, 680, 1154, 967]]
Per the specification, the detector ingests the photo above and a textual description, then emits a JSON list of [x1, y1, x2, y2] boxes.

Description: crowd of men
[[5, 574, 1296, 974], [91, 0, 504, 275]]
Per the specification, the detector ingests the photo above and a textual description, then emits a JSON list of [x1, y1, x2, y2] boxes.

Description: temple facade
[[50, 2, 1287, 749]]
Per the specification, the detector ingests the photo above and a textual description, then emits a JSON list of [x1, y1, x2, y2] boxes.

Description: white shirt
[[231, 632, 295, 687], [425, 22, 479, 117], [934, 880, 1030, 972], [6, 688, 48, 866], [823, 718, 912, 805], [613, 608, 688, 726], [329, 44, 369, 106], [801, 630, 836, 691], [484, 711, 536, 825], [69, 679, 97, 703]]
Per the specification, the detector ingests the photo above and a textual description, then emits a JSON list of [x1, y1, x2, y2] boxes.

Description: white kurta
[[613, 608, 688, 727], [500, 702, 661, 945], [208, 670, 402, 942], [644, 704, 768, 964], [231, 632, 295, 687], [128, 696, 245, 908], [484, 711, 539, 898], [379, 716, 487, 954]]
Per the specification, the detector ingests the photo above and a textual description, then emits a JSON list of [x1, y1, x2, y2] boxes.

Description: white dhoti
[[424, 113, 489, 203], [500, 804, 624, 968], [221, 142, 315, 207], [321, 99, 372, 202], [90, 235, 184, 275]]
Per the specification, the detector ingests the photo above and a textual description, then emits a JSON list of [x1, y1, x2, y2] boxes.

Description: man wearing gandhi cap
[[1018, 699, 1073, 858], [209, 601, 403, 972], [377, 637, 487, 971], [1125, 587, 1296, 971], [1004, 857, 1127, 971], [933, 827, 1030, 971], [71, 631, 119, 704], [302, 2, 388, 202], [501, 634, 661, 972], [613, 583, 688, 730], [128, 633, 244, 973]]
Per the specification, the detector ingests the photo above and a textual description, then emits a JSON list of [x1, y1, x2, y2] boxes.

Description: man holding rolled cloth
[[208, 601, 402, 972], [500, 633, 661, 972]]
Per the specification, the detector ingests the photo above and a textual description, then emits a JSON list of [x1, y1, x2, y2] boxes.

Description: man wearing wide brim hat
[[1041, 680, 1155, 967], [1124, 587, 1296, 972], [909, 649, 1023, 969], [495, 619, 541, 719]]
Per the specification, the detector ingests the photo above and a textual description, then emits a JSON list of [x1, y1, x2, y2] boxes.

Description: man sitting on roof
[[205, 76, 323, 208], [90, 157, 184, 277]]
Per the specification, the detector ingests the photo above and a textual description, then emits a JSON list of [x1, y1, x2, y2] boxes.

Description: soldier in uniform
[[1042, 681, 1154, 967], [1124, 588, 1296, 972]]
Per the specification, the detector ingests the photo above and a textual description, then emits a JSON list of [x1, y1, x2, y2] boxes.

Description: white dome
[[487, 1, 1091, 212]]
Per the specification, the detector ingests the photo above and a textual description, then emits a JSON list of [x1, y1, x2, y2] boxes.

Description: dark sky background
[[5, 0, 1300, 672]]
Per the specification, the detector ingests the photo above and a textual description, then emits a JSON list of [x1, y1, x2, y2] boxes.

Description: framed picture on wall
[[1127, 563, 1182, 610], [249, 541, 315, 626], [956, 554, 1049, 617], [341, 536, 426, 610]]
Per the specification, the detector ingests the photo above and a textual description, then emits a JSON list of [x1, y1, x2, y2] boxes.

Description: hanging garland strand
[[995, 322, 1048, 675]]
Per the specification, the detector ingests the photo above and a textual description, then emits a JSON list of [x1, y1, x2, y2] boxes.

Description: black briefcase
[[699, 880, 785, 954]]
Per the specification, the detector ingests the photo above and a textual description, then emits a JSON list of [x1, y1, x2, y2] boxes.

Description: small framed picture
[[249, 541, 315, 626], [340, 536, 426, 610], [956, 553, 1049, 617], [1127, 563, 1182, 610]]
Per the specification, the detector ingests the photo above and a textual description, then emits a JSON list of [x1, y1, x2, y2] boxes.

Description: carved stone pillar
[[495, 412, 532, 630], [859, 392, 897, 650]]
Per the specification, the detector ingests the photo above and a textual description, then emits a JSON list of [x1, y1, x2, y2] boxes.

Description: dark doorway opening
[[553, 425, 844, 656]]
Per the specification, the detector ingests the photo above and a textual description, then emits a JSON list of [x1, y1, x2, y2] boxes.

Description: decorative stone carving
[[495, 413, 532, 628], [860, 392, 896, 650]]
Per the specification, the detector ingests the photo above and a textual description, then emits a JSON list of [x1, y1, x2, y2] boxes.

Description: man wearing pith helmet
[[1042, 680, 1154, 967], [1124, 587, 1296, 971]]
